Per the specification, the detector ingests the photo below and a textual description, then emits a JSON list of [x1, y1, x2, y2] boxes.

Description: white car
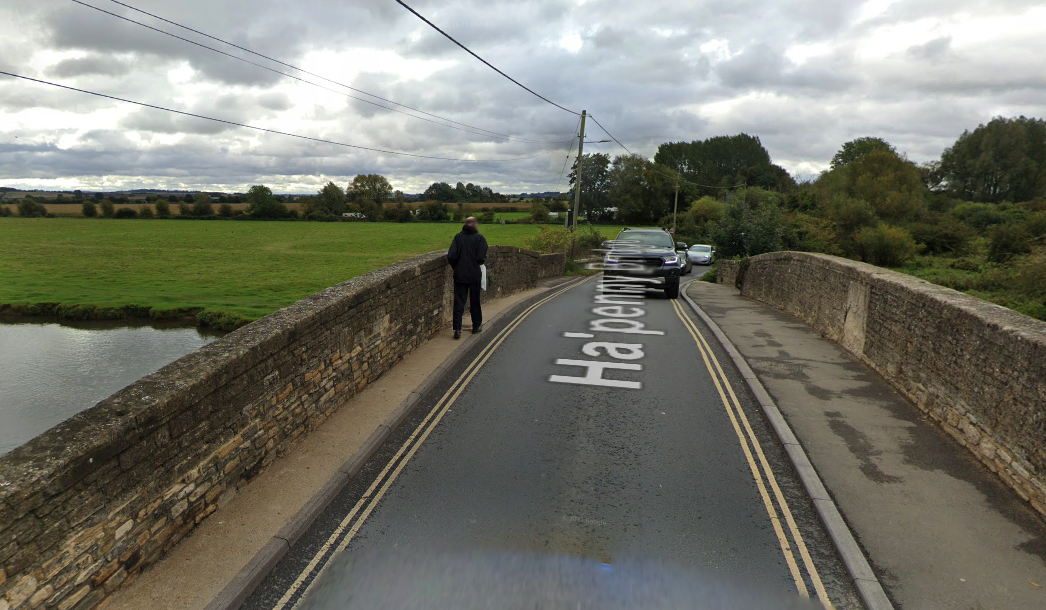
[[687, 244, 716, 265]]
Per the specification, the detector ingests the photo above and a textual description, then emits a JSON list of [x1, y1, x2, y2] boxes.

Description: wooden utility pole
[[571, 110, 587, 232], [672, 172, 679, 236]]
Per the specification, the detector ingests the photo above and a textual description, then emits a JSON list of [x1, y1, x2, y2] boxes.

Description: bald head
[[465, 216, 478, 228]]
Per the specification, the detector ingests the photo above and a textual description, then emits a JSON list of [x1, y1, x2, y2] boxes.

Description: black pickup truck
[[601, 228, 688, 299]]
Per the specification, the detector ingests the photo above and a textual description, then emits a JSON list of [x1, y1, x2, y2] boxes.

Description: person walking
[[447, 216, 488, 339]]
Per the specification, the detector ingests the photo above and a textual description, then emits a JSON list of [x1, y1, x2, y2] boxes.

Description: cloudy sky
[[2, 0, 1045, 194]]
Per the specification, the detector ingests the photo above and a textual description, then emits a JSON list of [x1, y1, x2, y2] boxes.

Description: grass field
[[0, 218, 544, 322]]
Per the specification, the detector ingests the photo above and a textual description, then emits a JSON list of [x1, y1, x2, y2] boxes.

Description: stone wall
[[0, 246, 563, 610], [718, 252, 1046, 520]]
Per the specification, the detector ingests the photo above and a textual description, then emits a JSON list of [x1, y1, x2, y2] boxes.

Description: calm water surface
[[0, 320, 221, 456]]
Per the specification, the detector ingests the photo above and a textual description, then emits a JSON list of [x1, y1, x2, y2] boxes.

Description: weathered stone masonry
[[718, 252, 1046, 521], [0, 246, 563, 610]]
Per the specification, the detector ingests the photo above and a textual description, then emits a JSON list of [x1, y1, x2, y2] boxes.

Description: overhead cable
[[0, 71, 564, 163], [71, 0, 563, 144], [393, 0, 580, 116]]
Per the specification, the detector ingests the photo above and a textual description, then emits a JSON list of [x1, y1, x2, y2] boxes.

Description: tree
[[246, 185, 288, 219], [417, 201, 450, 221], [316, 181, 347, 216], [816, 149, 927, 222], [218, 203, 234, 218], [358, 200, 381, 221], [17, 200, 48, 218], [708, 189, 785, 258], [100, 199, 115, 218], [348, 174, 393, 204], [568, 153, 611, 219], [830, 137, 896, 170], [939, 116, 1046, 203], [192, 193, 214, 217], [607, 154, 677, 224], [82, 201, 97, 218], [153, 198, 170, 218], [654, 134, 795, 197], [154, 200, 171, 218], [530, 202, 550, 223], [423, 182, 459, 203]]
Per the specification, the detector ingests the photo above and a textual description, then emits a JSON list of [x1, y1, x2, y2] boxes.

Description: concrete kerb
[[680, 287, 895, 610], [203, 275, 583, 610]]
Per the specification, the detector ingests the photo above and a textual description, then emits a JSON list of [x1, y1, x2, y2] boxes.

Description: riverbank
[[0, 219, 545, 328]]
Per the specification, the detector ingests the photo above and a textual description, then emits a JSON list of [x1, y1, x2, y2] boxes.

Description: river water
[[0, 320, 221, 457]]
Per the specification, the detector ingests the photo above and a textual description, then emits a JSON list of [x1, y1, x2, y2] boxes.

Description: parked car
[[687, 244, 716, 265], [678, 243, 693, 275]]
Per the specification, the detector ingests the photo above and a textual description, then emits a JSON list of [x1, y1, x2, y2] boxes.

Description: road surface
[[243, 275, 863, 609]]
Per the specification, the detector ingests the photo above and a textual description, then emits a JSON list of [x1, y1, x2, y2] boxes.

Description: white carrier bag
[[480, 264, 488, 291]]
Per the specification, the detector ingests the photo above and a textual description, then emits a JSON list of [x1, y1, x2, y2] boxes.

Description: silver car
[[688, 244, 716, 265]]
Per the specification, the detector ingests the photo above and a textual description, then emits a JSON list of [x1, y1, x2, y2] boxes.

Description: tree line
[[666, 117, 1046, 321]]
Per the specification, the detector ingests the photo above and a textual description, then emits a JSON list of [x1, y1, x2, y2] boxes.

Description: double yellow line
[[671, 298, 832, 608], [273, 276, 591, 610]]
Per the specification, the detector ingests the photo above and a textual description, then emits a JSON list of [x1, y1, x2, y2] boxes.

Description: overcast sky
[[2, 0, 1045, 194]]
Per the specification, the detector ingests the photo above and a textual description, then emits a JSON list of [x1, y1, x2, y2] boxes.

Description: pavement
[[104, 282, 560, 610], [686, 279, 1046, 609], [242, 275, 864, 610]]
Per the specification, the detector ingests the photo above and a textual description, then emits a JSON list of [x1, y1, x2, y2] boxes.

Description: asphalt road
[[243, 276, 863, 610]]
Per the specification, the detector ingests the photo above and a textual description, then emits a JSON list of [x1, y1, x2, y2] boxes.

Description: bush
[[530, 202, 550, 223], [17, 200, 49, 218], [81, 201, 98, 217], [192, 199, 214, 217], [154, 200, 171, 218], [137, 205, 154, 219], [359, 200, 381, 222], [908, 214, 975, 255], [178, 202, 192, 217], [709, 195, 784, 258], [853, 224, 918, 267], [1015, 253, 1046, 297], [987, 223, 1032, 263], [1023, 211, 1046, 241], [0, 205, 12, 217], [951, 202, 1013, 230], [950, 258, 981, 272], [245, 185, 289, 219], [575, 225, 608, 250], [417, 201, 450, 222], [524, 225, 568, 253], [480, 210, 496, 223], [100, 199, 115, 218], [113, 207, 138, 219], [218, 203, 234, 218], [700, 266, 719, 283], [783, 212, 840, 254]]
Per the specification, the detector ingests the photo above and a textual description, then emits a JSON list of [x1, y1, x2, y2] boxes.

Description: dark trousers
[[453, 281, 482, 331]]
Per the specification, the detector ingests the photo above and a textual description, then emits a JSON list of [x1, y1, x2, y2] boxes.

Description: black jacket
[[447, 225, 488, 284]]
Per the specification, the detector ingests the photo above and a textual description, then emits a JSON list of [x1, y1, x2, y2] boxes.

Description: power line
[[393, 0, 580, 116], [587, 114, 633, 155], [0, 71, 565, 163], [594, 114, 748, 189], [554, 115, 583, 195], [72, 0, 564, 145]]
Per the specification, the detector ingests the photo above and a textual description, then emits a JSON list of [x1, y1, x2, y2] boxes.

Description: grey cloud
[[3, 0, 1046, 192], [907, 36, 953, 61], [45, 55, 131, 78]]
